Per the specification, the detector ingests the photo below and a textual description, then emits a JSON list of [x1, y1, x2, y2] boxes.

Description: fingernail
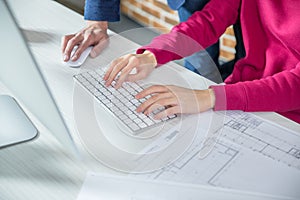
[[71, 55, 77, 61], [90, 50, 96, 58], [63, 54, 68, 61]]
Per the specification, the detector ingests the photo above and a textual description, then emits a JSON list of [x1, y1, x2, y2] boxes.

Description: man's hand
[[61, 21, 109, 62]]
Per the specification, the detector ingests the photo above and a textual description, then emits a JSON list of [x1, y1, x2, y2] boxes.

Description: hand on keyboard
[[101, 50, 215, 121], [135, 85, 215, 120], [103, 50, 157, 88], [74, 69, 215, 134]]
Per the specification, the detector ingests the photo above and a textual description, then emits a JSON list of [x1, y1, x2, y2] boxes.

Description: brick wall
[[121, 0, 236, 61]]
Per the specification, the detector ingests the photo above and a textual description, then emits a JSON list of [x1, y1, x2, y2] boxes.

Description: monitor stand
[[0, 95, 38, 148]]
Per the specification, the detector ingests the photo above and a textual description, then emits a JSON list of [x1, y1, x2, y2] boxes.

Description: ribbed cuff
[[209, 85, 227, 110], [210, 84, 247, 111]]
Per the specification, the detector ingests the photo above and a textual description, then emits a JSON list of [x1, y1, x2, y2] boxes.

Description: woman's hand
[[104, 51, 157, 88], [135, 85, 216, 119], [61, 21, 109, 62]]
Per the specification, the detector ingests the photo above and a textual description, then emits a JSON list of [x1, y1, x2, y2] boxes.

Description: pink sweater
[[137, 0, 300, 124]]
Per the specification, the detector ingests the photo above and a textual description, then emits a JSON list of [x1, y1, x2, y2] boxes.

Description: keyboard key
[[124, 118, 131, 123], [136, 87, 143, 92], [129, 123, 139, 131], [138, 122, 147, 129], [106, 102, 113, 108], [124, 110, 133, 116], [97, 95, 106, 101], [139, 98, 147, 103], [130, 99, 139, 104], [125, 101, 134, 107], [137, 113, 147, 119], [116, 102, 124, 108], [129, 114, 137, 120], [102, 99, 110, 104], [168, 114, 176, 119], [161, 117, 169, 121], [134, 118, 142, 124], [129, 105, 136, 111], [144, 118, 154, 126], [119, 114, 128, 120], [120, 106, 128, 112]]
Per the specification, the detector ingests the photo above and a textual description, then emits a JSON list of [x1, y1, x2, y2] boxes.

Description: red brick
[[153, 0, 173, 13], [120, 3, 129, 15], [152, 21, 170, 33], [141, 4, 160, 18], [225, 27, 235, 36], [164, 16, 179, 26], [220, 49, 235, 60], [127, 0, 141, 8], [131, 10, 150, 25], [222, 38, 236, 48]]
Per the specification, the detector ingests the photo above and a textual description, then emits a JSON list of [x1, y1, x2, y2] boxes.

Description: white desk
[[0, 0, 299, 199]]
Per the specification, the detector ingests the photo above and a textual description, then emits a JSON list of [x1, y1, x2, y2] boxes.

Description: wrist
[[87, 20, 108, 31], [208, 88, 216, 109], [196, 89, 216, 112], [141, 50, 157, 67]]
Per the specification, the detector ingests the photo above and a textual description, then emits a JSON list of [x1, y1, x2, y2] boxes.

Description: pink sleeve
[[136, 0, 240, 65], [211, 62, 300, 112]]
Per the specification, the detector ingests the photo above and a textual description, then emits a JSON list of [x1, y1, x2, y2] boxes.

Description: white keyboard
[[74, 69, 176, 134]]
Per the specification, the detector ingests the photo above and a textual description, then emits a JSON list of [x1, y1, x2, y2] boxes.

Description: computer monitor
[[0, 0, 78, 155]]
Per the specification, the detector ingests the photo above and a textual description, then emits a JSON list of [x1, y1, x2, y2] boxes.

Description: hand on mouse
[[61, 21, 109, 62]]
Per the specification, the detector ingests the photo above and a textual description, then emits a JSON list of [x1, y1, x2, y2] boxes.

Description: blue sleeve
[[84, 0, 120, 22], [167, 0, 210, 12], [167, 0, 185, 10]]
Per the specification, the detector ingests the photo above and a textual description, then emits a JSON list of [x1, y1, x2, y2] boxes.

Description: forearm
[[84, 0, 120, 22], [211, 62, 300, 112]]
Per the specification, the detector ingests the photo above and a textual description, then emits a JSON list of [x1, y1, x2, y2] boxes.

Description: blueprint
[[130, 111, 300, 199]]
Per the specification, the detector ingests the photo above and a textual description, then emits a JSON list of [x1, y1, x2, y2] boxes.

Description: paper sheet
[[131, 111, 300, 199], [77, 111, 300, 199], [77, 172, 288, 200]]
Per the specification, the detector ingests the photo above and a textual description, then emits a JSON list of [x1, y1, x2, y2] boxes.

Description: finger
[[103, 58, 120, 81], [90, 35, 109, 58], [61, 34, 74, 54], [153, 106, 179, 120], [144, 97, 177, 115], [136, 92, 172, 113], [70, 38, 91, 61], [63, 34, 84, 61], [105, 58, 129, 87], [115, 56, 139, 88], [136, 85, 169, 99]]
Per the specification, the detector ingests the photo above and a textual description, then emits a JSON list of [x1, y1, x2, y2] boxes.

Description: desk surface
[[0, 0, 300, 199]]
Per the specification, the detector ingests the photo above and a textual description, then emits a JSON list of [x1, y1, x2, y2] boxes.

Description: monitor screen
[[0, 0, 78, 155]]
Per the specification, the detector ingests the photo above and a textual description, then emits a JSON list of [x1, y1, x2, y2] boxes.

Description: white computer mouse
[[63, 45, 93, 67]]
